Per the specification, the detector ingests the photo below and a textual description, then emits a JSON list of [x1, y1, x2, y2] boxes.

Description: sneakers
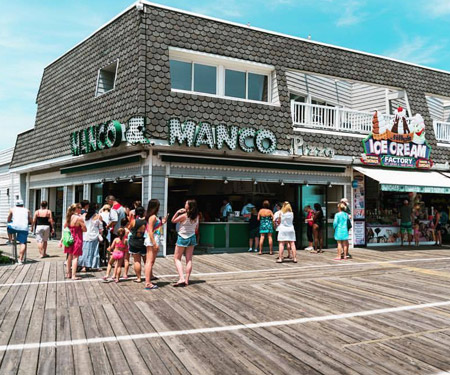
[[254, 249, 258, 252], [346, 254, 352, 259], [248, 248, 253, 252], [16, 259, 23, 265], [305, 246, 313, 251]]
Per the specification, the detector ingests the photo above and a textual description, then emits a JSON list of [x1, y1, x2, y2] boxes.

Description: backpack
[[61, 227, 74, 247]]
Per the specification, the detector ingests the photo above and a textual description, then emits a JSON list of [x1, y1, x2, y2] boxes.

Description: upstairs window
[[169, 48, 275, 105], [96, 61, 118, 96]]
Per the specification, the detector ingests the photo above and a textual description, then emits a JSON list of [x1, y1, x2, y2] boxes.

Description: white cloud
[[336, 1, 366, 27], [384, 37, 444, 65], [421, 0, 450, 18]]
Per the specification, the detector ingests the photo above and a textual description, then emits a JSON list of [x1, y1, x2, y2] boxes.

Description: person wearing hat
[[340, 198, 352, 259], [7, 200, 32, 264]]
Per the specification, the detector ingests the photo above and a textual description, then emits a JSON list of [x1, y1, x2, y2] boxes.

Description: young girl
[[103, 228, 128, 283], [413, 219, 420, 247], [171, 199, 199, 287], [144, 199, 167, 290]]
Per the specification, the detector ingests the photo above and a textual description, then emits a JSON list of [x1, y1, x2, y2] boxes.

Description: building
[[10, 1, 450, 254], [0, 148, 20, 231]]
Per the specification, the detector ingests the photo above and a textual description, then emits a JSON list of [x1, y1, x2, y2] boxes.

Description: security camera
[[149, 141, 155, 146]]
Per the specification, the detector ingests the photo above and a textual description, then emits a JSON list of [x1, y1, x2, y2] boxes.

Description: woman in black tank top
[[32, 201, 54, 258], [128, 207, 147, 283]]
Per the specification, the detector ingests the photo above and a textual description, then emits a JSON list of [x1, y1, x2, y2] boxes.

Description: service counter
[[199, 222, 250, 249]]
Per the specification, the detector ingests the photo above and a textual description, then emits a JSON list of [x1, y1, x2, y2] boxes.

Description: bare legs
[[278, 241, 297, 263], [336, 240, 348, 260], [258, 233, 273, 255], [173, 245, 194, 285], [123, 252, 130, 277], [66, 254, 80, 279], [133, 254, 146, 282], [18, 244, 27, 262], [144, 247, 158, 288], [313, 225, 323, 253]]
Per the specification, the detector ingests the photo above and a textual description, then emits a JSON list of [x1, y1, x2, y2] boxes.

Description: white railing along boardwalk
[[434, 120, 450, 142], [291, 102, 398, 134]]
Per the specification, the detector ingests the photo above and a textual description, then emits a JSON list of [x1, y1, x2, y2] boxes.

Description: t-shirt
[[241, 203, 255, 216], [400, 205, 412, 223], [112, 203, 126, 235], [221, 203, 233, 218]]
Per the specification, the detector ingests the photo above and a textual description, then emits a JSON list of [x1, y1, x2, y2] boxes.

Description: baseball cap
[[15, 199, 24, 206], [340, 198, 349, 204]]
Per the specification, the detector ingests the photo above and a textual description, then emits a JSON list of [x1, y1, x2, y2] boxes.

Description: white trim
[[171, 88, 278, 107], [169, 47, 275, 72], [437, 142, 450, 148], [293, 127, 367, 139], [59, 152, 146, 172], [163, 164, 169, 257], [95, 59, 120, 97], [10, 155, 75, 173]]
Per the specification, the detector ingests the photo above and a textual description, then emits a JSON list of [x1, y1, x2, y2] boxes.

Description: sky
[[1, 0, 450, 150]]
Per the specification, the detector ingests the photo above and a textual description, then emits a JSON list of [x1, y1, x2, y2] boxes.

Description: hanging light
[[327, 181, 332, 187], [223, 177, 228, 184], [253, 180, 258, 185], [114, 177, 120, 184], [280, 180, 285, 186]]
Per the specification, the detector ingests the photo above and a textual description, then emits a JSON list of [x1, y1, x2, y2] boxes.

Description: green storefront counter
[[199, 222, 280, 250], [199, 222, 250, 249]]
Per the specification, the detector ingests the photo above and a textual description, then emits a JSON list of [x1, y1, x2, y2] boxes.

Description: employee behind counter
[[219, 199, 255, 222]]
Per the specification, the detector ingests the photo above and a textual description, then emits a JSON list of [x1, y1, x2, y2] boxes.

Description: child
[[414, 219, 420, 247], [102, 228, 128, 283]]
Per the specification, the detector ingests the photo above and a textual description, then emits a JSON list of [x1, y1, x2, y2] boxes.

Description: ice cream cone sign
[[372, 111, 379, 134], [411, 114, 426, 145]]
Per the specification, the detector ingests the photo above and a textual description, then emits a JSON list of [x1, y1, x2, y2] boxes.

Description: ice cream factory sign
[[361, 107, 432, 169]]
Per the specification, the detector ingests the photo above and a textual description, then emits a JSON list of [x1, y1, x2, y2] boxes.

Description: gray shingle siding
[[11, 3, 450, 168]]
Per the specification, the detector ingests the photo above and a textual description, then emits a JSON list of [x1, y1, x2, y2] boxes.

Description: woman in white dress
[[276, 202, 297, 263]]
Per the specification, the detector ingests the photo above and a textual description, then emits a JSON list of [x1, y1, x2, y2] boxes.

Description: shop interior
[[365, 176, 450, 245], [166, 178, 344, 253], [90, 179, 142, 209]]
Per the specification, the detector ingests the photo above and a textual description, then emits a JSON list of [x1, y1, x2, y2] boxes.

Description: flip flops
[[173, 282, 186, 287], [144, 284, 158, 290]]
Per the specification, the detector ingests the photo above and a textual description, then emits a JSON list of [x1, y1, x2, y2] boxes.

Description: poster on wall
[[353, 173, 365, 219], [361, 107, 432, 169], [353, 221, 366, 246]]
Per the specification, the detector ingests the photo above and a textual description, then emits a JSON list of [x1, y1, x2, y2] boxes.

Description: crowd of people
[[240, 197, 352, 262], [5, 194, 354, 283]]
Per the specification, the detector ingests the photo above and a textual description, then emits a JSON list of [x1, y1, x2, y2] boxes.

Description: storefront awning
[[354, 166, 450, 194]]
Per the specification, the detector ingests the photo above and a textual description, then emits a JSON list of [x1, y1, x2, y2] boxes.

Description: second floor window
[[169, 49, 275, 104]]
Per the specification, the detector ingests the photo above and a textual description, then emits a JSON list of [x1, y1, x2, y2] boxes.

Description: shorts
[[400, 222, 413, 234], [129, 246, 147, 256], [176, 234, 197, 247], [144, 233, 161, 247], [7, 226, 28, 244], [249, 227, 259, 238], [35, 225, 50, 242]]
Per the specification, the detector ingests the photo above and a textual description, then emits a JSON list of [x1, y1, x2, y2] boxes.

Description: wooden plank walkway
[[1, 247, 450, 374]]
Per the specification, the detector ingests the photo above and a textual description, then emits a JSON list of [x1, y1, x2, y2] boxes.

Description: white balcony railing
[[434, 120, 450, 142], [291, 102, 397, 134]]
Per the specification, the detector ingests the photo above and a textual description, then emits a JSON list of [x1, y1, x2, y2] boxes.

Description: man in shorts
[[7, 200, 32, 264], [400, 199, 413, 246]]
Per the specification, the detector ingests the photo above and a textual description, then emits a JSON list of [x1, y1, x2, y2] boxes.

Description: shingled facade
[[10, 1, 450, 250]]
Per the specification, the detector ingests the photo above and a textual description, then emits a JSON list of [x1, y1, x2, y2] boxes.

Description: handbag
[[61, 227, 74, 247], [347, 217, 352, 230]]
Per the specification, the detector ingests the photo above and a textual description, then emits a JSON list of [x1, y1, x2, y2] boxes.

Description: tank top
[[129, 218, 146, 250], [178, 216, 199, 239], [10, 207, 29, 231], [36, 216, 50, 226]]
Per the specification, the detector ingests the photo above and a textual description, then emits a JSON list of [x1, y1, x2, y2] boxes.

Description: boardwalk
[[1, 247, 450, 374]]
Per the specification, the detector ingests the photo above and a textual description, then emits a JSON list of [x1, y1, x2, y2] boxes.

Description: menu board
[[353, 221, 366, 246], [353, 172, 365, 219]]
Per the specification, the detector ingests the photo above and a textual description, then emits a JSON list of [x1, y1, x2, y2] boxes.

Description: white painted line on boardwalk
[[1, 256, 450, 288], [1, 299, 450, 352]]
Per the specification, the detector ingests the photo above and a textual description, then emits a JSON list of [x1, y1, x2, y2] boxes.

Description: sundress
[[259, 216, 274, 234]]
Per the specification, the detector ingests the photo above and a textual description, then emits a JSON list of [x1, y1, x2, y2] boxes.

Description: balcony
[[291, 102, 397, 135], [434, 120, 450, 143]]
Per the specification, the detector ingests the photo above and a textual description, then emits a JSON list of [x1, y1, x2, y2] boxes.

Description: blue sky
[[1, 0, 450, 150]]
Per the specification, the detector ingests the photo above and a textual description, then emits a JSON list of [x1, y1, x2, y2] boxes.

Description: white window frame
[[95, 59, 119, 97], [169, 47, 276, 106]]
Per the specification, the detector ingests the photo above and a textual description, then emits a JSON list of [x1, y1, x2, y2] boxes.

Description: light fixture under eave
[[101, 178, 106, 184], [253, 180, 258, 185], [114, 177, 120, 184], [280, 180, 285, 186], [223, 177, 229, 184], [303, 180, 309, 186], [327, 181, 332, 187]]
